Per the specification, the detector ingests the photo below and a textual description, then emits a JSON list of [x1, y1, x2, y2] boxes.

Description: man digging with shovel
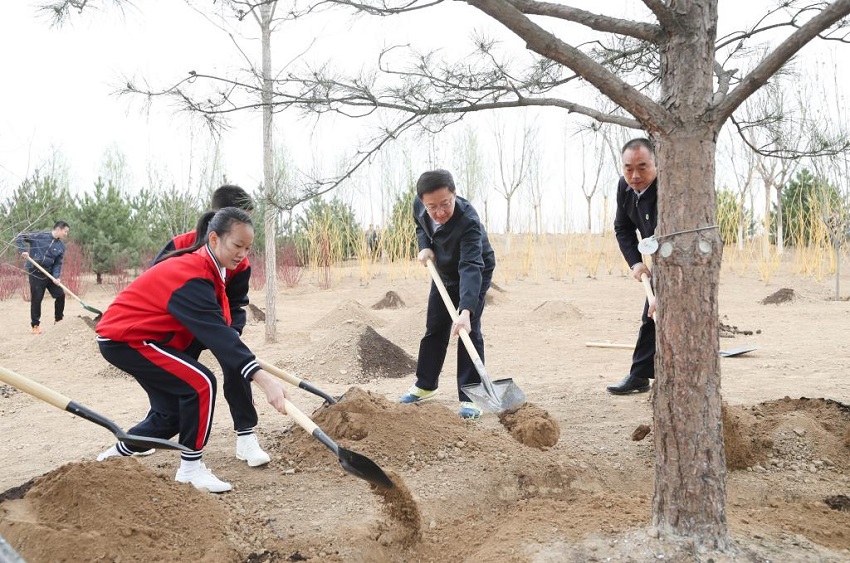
[[398, 169, 496, 420]]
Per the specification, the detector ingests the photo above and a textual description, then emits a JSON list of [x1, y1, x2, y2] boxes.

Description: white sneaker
[[236, 433, 271, 467], [96, 445, 156, 461], [175, 463, 232, 493]]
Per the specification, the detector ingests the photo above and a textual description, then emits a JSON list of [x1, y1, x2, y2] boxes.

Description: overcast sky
[[1, 1, 848, 232]]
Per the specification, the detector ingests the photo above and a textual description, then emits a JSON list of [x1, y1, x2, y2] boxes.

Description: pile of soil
[[312, 300, 386, 329], [761, 287, 796, 304], [0, 458, 241, 562], [292, 321, 414, 382], [532, 300, 583, 321], [371, 291, 405, 310], [357, 326, 416, 378]]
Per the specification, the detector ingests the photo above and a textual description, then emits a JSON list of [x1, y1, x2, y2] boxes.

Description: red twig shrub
[[0, 262, 24, 301], [278, 244, 303, 289], [249, 251, 266, 291], [61, 241, 91, 297], [108, 255, 132, 295]]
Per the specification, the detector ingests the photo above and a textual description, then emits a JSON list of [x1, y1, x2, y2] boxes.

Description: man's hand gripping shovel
[[425, 259, 525, 414]]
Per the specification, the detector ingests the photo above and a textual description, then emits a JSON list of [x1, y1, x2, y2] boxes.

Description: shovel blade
[[461, 378, 526, 413], [338, 447, 395, 489], [117, 432, 191, 452]]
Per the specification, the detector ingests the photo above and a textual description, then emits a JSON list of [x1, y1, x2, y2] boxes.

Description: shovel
[[0, 365, 190, 453], [283, 397, 393, 488], [25, 255, 103, 319], [425, 259, 525, 413], [257, 359, 338, 404]]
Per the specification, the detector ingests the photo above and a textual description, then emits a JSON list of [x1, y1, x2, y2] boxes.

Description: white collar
[[204, 245, 227, 281]]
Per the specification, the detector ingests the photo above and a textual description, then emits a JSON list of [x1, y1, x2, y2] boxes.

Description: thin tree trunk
[[260, 3, 277, 343]]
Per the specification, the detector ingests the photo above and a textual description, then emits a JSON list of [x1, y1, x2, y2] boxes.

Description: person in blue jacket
[[15, 221, 71, 334], [398, 169, 496, 420]]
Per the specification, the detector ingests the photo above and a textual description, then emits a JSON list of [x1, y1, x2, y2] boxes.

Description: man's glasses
[[425, 198, 455, 214]]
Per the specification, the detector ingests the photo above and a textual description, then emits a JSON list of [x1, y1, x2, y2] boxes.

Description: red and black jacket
[[154, 231, 251, 334], [97, 246, 261, 381]]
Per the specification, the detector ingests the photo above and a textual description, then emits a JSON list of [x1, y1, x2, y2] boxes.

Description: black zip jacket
[[414, 195, 495, 315], [15, 231, 65, 278], [614, 177, 658, 268]]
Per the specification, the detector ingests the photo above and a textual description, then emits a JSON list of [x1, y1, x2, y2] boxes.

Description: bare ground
[[1, 263, 849, 562]]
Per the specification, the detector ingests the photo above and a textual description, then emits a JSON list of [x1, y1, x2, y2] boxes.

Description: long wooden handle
[[585, 342, 634, 349], [25, 255, 82, 302], [0, 365, 72, 411], [640, 273, 654, 301], [257, 359, 301, 386], [425, 259, 481, 362], [283, 398, 319, 434]]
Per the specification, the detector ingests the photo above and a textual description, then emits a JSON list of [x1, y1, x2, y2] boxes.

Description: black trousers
[[29, 275, 65, 327], [414, 282, 488, 402], [99, 339, 217, 458], [184, 339, 258, 433], [630, 298, 656, 379]]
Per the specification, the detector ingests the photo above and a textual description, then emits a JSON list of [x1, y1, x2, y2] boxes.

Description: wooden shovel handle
[[25, 255, 82, 301], [640, 273, 656, 320], [0, 365, 72, 411], [282, 398, 319, 434], [425, 259, 481, 362]]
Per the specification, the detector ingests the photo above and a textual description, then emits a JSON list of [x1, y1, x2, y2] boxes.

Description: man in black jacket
[[607, 138, 658, 395], [399, 169, 496, 420], [15, 221, 71, 335]]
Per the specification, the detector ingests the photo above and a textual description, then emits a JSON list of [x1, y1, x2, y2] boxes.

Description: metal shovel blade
[[462, 378, 526, 413], [719, 345, 758, 358], [337, 446, 395, 489]]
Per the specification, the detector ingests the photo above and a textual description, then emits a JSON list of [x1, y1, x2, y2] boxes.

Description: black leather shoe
[[607, 374, 650, 395]]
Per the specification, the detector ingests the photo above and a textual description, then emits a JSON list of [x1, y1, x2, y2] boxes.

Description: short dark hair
[[211, 184, 254, 212], [416, 169, 456, 198], [54, 220, 70, 230], [622, 138, 655, 158]]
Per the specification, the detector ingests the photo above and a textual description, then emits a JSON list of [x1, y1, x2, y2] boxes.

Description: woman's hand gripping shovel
[[256, 359, 337, 405], [425, 259, 525, 413], [25, 255, 103, 320], [0, 365, 189, 453]]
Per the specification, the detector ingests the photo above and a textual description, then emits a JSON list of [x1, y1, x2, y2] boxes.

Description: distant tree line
[[1, 171, 418, 282]]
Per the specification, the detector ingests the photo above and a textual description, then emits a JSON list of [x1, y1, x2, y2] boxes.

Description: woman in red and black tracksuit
[[152, 185, 269, 467], [95, 207, 289, 493]]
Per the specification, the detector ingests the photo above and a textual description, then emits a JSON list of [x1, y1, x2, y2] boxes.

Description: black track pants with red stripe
[[99, 339, 217, 457]]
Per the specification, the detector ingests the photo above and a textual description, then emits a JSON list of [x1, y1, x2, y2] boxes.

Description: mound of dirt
[[358, 326, 416, 379], [371, 291, 406, 310], [312, 300, 386, 329], [723, 397, 850, 471], [294, 321, 413, 382], [24, 316, 99, 362], [498, 403, 561, 449], [761, 287, 795, 305], [532, 300, 583, 320], [274, 387, 564, 473], [0, 458, 240, 562]]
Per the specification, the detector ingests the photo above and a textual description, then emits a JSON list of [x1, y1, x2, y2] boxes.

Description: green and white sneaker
[[399, 385, 439, 404]]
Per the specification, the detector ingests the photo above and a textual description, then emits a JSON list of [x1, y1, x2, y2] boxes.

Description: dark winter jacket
[[614, 177, 658, 268], [414, 195, 495, 315], [15, 231, 66, 279], [96, 245, 261, 382], [154, 230, 251, 334]]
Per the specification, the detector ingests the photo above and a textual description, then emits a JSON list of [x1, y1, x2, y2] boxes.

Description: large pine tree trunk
[[651, 0, 728, 549], [652, 133, 727, 548]]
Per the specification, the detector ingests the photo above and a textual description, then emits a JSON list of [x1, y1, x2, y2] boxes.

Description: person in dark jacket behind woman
[[153, 185, 270, 467], [15, 221, 71, 334], [398, 169, 496, 421], [95, 207, 289, 493], [606, 138, 658, 395]]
